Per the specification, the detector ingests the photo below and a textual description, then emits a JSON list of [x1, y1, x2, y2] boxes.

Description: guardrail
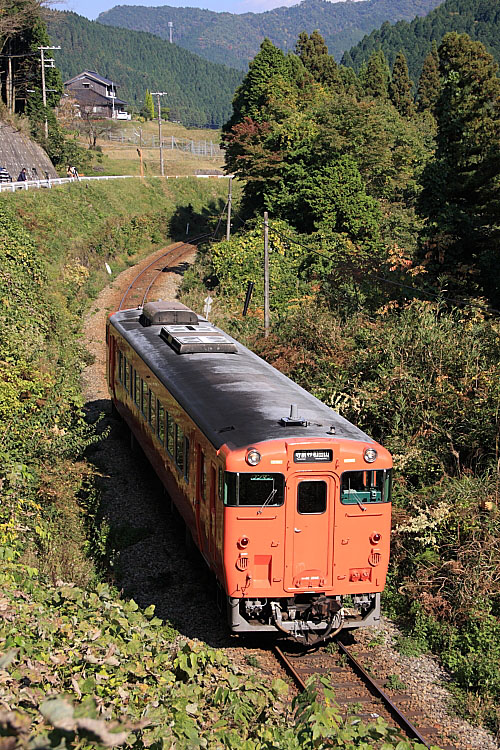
[[0, 173, 231, 193]]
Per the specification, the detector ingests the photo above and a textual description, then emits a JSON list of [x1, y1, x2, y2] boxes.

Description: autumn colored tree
[[389, 51, 414, 117], [141, 89, 154, 120]]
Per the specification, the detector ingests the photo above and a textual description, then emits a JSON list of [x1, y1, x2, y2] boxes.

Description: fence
[[0, 174, 230, 193], [106, 130, 224, 157]]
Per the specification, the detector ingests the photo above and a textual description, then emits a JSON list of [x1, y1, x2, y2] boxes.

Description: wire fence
[[106, 130, 224, 157]]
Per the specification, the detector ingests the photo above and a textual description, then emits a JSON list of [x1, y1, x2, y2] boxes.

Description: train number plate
[[294, 450, 333, 463]]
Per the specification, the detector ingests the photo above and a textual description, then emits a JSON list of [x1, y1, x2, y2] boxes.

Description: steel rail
[[273, 643, 431, 748], [117, 234, 210, 311]]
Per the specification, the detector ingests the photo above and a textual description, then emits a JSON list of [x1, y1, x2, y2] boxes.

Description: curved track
[[273, 641, 452, 749], [118, 235, 210, 311]]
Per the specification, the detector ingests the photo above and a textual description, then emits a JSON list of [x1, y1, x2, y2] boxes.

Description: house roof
[[64, 70, 119, 88]]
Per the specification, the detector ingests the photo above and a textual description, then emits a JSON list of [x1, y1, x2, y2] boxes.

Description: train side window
[[341, 470, 392, 505], [200, 452, 207, 500], [123, 357, 128, 391], [128, 363, 133, 396], [166, 411, 174, 456], [224, 473, 284, 507], [175, 424, 184, 474], [134, 371, 140, 406], [141, 379, 148, 417], [298, 481, 327, 514], [118, 351, 123, 383], [184, 436, 190, 482], [157, 401, 165, 443], [148, 391, 156, 432]]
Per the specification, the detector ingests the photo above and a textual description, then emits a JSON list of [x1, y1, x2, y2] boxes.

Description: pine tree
[[141, 89, 154, 120], [295, 30, 338, 87], [361, 50, 390, 100], [389, 51, 414, 117], [419, 33, 500, 300], [417, 42, 439, 113]]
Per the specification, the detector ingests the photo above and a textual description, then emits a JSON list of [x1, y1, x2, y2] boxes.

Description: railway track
[[273, 640, 452, 749], [118, 235, 210, 311]]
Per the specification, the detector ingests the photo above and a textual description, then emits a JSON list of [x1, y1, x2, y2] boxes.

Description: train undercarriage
[[228, 592, 381, 644]]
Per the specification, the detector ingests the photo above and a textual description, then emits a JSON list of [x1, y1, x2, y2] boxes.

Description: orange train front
[[106, 301, 392, 643]]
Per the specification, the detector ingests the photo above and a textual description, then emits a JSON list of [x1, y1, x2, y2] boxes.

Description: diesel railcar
[[106, 301, 392, 642]]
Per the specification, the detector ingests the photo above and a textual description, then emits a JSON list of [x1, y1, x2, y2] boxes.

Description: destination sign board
[[294, 449, 333, 464]]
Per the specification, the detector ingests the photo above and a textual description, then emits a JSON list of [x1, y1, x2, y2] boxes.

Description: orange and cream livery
[[106, 301, 392, 643]]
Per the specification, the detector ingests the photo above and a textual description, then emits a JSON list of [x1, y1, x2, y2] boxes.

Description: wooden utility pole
[[38, 45, 61, 139], [137, 148, 144, 178], [226, 175, 232, 241], [151, 91, 167, 176], [264, 211, 270, 338]]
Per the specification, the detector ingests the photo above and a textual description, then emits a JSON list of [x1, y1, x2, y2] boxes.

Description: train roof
[[109, 307, 374, 451]]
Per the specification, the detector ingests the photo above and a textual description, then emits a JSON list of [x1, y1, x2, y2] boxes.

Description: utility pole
[[151, 91, 167, 176], [264, 211, 270, 338], [226, 175, 232, 241], [168, 21, 173, 43], [38, 46, 60, 139]]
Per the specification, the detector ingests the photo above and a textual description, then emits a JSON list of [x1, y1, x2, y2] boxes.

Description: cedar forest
[[1, 0, 500, 747]]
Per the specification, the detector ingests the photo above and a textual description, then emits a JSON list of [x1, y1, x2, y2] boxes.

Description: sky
[[65, 0, 349, 21]]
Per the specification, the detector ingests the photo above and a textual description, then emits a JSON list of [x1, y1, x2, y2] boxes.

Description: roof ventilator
[[140, 301, 198, 327], [160, 324, 238, 354], [280, 404, 308, 427]]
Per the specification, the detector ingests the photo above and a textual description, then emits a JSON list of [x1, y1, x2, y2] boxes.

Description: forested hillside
[[97, 0, 442, 70], [343, 0, 500, 80], [46, 11, 242, 127]]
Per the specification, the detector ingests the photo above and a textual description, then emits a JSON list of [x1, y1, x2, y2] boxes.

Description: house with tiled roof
[[63, 70, 128, 119]]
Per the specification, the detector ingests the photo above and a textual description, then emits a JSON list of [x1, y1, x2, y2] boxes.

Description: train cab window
[[148, 391, 156, 432], [123, 357, 128, 391], [134, 371, 140, 406], [224, 473, 285, 507], [118, 352, 123, 383], [341, 469, 392, 505], [166, 411, 174, 456], [141, 379, 148, 417], [157, 401, 165, 444], [298, 480, 327, 514], [175, 424, 184, 474]]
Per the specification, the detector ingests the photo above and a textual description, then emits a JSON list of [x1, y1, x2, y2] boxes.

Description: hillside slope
[[46, 11, 242, 128], [342, 0, 500, 80], [97, 0, 442, 70]]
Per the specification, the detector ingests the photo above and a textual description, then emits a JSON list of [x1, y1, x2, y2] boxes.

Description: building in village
[[63, 70, 129, 119]]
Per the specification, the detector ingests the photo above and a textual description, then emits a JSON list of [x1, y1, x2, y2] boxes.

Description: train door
[[196, 446, 209, 559], [284, 474, 335, 591], [209, 465, 217, 560]]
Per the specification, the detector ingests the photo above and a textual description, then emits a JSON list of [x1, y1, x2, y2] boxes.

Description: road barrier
[[0, 174, 231, 193]]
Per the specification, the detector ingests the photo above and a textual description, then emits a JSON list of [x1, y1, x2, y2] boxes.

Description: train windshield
[[341, 469, 392, 505], [224, 473, 285, 507]]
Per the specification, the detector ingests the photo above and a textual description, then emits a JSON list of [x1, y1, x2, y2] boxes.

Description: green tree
[[389, 51, 414, 117], [419, 32, 500, 302], [417, 41, 440, 113], [295, 30, 338, 87], [141, 88, 154, 119], [361, 50, 390, 99]]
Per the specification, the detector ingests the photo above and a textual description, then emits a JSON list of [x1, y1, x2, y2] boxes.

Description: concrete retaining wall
[[0, 120, 57, 181]]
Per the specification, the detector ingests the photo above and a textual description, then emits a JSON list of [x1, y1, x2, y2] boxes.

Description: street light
[[151, 91, 167, 176]]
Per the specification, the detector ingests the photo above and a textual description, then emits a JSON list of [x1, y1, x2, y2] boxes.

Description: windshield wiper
[[257, 488, 277, 515]]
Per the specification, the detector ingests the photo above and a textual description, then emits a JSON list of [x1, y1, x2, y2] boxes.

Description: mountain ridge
[[97, 0, 443, 70]]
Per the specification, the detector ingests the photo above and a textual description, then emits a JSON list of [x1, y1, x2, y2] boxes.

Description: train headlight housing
[[370, 532, 381, 545], [246, 448, 261, 466], [364, 448, 377, 463]]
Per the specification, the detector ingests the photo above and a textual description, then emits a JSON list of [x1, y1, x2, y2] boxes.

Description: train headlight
[[238, 536, 249, 549], [364, 448, 377, 463], [246, 448, 261, 466], [370, 532, 381, 545]]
